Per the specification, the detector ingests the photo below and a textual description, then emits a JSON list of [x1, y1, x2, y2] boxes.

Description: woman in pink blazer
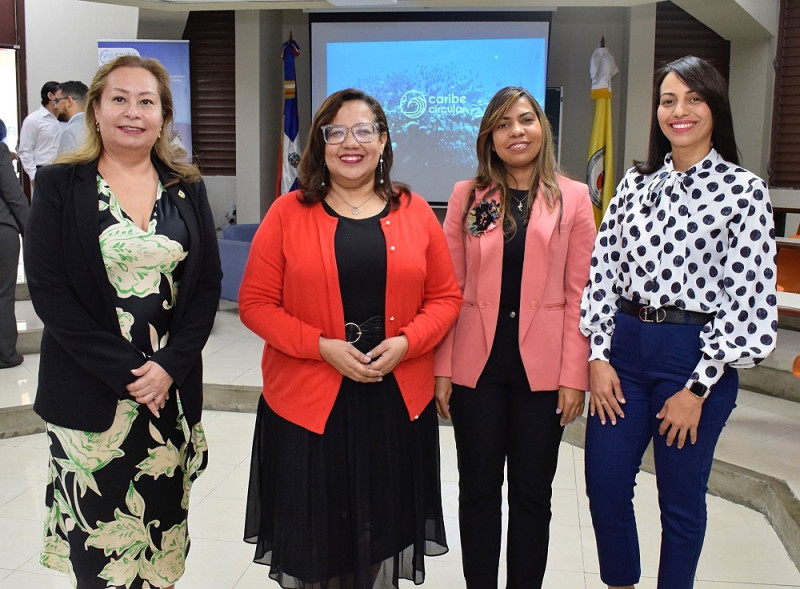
[[433, 86, 596, 588]]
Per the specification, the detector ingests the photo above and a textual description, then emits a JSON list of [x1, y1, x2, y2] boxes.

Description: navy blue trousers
[[585, 312, 738, 588]]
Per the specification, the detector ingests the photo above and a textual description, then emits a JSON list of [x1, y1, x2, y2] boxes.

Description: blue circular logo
[[400, 91, 427, 119]]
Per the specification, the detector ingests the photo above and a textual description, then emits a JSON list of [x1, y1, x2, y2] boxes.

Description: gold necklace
[[330, 189, 374, 215]]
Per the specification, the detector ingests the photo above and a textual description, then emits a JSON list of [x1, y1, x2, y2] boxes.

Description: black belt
[[619, 299, 714, 325], [344, 315, 385, 354]]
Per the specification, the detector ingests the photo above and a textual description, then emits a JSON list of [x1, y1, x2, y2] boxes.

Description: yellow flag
[[587, 87, 614, 228]]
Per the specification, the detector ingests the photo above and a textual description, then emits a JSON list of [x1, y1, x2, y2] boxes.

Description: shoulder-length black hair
[[635, 55, 739, 175], [298, 88, 407, 208]]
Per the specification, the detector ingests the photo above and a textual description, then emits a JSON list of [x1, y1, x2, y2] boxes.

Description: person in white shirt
[[54, 81, 89, 156], [580, 55, 777, 589], [17, 81, 63, 183]]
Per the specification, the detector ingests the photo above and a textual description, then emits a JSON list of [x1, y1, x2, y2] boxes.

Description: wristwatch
[[688, 380, 710, 399]]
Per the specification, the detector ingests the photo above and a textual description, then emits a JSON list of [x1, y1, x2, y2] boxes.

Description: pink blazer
[[433, 176, 596, 392]]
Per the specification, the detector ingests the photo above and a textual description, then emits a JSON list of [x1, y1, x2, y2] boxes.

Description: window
[[183, 11, 236, 176], [770, 0, 800, 187]]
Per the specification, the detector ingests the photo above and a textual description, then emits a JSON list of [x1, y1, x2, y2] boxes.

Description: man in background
[[54, 81, 89, 155], [0, 117, 29, 368], [17, 81, 63, 186]]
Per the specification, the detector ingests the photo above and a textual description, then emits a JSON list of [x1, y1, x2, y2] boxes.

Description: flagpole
[[586, 40, 618, 228], [278, 34, 301, 197]]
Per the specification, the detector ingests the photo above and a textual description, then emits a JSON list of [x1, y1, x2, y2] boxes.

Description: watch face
[[690, 381, 708, 398]]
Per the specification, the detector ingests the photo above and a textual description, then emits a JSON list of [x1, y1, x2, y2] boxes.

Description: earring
[[95, 122, 100, 133], [321, 163, 327, 187], [158, 130, 162, 139], [378, 156, 385, 185]]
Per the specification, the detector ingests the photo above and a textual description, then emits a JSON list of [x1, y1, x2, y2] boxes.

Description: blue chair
[[218, 223, 259, 302]]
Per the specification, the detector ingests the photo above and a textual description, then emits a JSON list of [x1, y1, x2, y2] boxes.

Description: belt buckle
[[638, 306, 666, 323], [344, 322, 362, 344]]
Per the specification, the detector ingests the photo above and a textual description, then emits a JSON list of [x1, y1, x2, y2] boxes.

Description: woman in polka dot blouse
[[579, 55, 778, 589]]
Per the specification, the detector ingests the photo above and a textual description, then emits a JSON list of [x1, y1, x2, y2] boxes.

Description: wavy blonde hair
[[56, 55, 201, 184]]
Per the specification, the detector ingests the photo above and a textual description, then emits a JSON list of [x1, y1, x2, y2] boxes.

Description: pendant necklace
[[512, 194, 527, 212], [331, 189, 374, 215]]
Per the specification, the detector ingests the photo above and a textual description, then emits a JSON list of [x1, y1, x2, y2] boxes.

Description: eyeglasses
[[52, 96, 70, 106], [321, 123, 380, 145]]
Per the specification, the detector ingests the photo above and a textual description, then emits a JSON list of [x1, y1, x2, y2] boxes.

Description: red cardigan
[[239, 190, 462, 434]]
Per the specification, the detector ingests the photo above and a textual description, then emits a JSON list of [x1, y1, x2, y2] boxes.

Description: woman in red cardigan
[[239, 88, 462, 589], [434, 86, 596, 588]]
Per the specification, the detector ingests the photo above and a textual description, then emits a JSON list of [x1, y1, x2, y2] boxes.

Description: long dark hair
[[463, 86, 561, 236], [635, 55, 738, 175], [298, 88, 406, 208]]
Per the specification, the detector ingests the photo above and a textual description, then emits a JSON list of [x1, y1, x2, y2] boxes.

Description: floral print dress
[[40, 176, 208, 589]]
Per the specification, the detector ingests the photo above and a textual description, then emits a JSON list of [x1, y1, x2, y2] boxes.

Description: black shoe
[[0, 353, 23, 368]]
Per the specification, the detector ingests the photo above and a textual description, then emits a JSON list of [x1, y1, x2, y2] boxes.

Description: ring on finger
[[600, 400, 608, 405]]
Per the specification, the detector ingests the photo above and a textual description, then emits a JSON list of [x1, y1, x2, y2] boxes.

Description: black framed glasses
[[52, 96, 71, 106], [321, 123, 380, 145]]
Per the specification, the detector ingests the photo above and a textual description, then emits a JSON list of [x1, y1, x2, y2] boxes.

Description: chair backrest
[[222, 223, 259, 242]]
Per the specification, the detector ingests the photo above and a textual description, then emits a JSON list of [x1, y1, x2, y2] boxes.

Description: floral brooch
[[467, 199, 501, 237]]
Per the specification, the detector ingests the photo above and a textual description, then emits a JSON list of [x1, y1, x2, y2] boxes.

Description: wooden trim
[[183, 11, 236, 176], [654, 1, 731, 81], [770, 0, 800, 187]]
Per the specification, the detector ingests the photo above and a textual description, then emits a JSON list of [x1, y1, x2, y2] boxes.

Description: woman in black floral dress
[[25, 55, 221, 589]]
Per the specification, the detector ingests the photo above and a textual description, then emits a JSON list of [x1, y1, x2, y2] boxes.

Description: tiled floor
[[0, 302, 799, 588]]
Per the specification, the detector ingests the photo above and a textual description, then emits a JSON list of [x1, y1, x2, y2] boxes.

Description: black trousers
[[0, 225, 21, 367], [450, 311, 564, 589]]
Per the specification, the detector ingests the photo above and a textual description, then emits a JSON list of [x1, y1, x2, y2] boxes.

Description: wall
[[24, 0, 138, 114], [235, 10, 282, 223], [622, 3, 656, 171], [269, 7, 629, 195], [25, 2, 783, 224], [548, 7, 627, 182]]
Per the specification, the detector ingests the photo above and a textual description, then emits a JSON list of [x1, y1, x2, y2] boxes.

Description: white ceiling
[[83, 0, 776, 41], [85, 0, 664, 12]]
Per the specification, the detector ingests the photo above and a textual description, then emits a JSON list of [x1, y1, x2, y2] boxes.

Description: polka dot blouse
[[580, 149, 778, 390]]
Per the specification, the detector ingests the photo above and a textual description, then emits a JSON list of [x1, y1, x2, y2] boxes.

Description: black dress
[[244, 202, 447, 588], [41, 178, 208, 589]]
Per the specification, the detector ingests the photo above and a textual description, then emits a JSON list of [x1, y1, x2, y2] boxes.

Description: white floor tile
[[179, 537, 254, 589], [0, 517, 44, 570], [1, 303, 798, 588], [547, 524, 584, 573], [552, 487, 581, 527], [0, 477, 36, 509], [189, 495, 247, 543], [543, 569, 585, 589], [0, 482, 46, 521], [190, 460, 237, 504], [0, 446, 48, 482], [0, 569, 71, 589], [698, 493, 800, 585], [403, 557, 464, 587]]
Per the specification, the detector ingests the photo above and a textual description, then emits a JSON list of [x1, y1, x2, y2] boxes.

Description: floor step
[[14, 282, 28, 301], [738, 326, 800, 402], [17, 328, 42, 355]]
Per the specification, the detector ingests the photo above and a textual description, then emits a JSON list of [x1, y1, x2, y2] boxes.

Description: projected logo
[[400, 91, 428, 119]]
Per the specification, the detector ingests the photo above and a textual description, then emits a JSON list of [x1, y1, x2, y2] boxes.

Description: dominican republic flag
[[278, 36, 301, 195]]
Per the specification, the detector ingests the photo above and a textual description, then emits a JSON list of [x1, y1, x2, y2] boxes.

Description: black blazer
[[25, 157, 222, 431], [0, 143, 28, 235]]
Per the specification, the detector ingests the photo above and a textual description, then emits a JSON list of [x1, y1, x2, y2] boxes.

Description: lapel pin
[[178, 190, 186, 199]]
